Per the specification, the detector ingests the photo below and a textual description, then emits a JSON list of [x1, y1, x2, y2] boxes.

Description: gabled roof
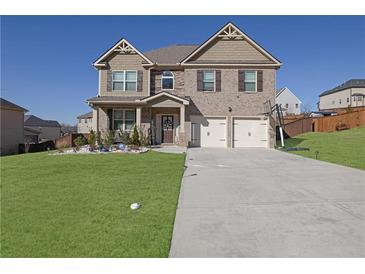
[[0, 98, 28, 112], [24, 126, 42, 135], [77, 111, 93, 119], [276, 87, 302, 103], [144, 45, 198, 64], [180, 22, 282, 66], [24, 115, 61, 128], [319, 79, 365, 97], [93, 38, 153, 67], [138, 92, 189, 105]]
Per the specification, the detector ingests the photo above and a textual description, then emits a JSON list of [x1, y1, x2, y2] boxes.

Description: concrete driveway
[[169, 148, 365, 257]]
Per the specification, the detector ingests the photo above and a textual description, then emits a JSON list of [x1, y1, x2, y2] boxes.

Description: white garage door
[[233, 118, 268, 148], [199, 118, 227, 148]]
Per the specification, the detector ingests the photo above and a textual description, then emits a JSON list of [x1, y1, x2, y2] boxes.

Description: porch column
[[136, 107, 142, 127], [180, 105, 185, 133]]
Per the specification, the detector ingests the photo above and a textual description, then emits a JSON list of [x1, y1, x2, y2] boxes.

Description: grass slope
[[1, 151, 185, 257], [282, 126, 365, 170]]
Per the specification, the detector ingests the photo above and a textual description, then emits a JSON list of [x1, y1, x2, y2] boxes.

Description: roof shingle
[[144, 45, 198, 64], [319, 79, 365, 97], [24, 115, 61, 128]]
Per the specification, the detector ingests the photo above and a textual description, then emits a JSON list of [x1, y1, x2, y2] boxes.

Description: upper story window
[[244, 71, 257, 92], [203, 71, 215, 92], [112, 71, 137, 91], [161, 71, 174, 90]]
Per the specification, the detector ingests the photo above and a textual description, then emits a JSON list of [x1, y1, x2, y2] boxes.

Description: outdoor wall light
[[228, 107, 232, 112]]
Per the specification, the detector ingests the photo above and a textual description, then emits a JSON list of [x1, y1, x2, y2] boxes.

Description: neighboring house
[[0, 98, 28, 156], [61, 124, 77, 136], [24, 115, 61, 141], [77, 111, 93, 133], [86, 22, 282, 148], [319, 79, 365, 111], [276, 87, 302, 116], [24, 126, 41, 144]]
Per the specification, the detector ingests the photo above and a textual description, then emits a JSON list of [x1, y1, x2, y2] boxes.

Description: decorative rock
[[130, 203, 141, 210]]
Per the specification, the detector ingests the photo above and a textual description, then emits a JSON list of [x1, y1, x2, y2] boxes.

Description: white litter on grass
[[216, 164, 228, 168], [130, 203, 141, 210]]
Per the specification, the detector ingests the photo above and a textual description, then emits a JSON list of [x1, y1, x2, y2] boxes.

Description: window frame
[[161, 71, 174, 91], [244, 70, 257, 93], [112, 70, 137, 92], [202, 70, 216, 92], [112, 109, 136, 132]]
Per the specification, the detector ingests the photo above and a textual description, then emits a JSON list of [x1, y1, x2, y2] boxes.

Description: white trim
[[202, 70, 216, 92], [93, 38, 153, 66], [161, 71, 175, 91], [98, 70, 101, 96], [112, 108, 136, 132], [181, 22, 282, 66], [181, 63, 281, 67], [138, 91, 189, 105], [148, 67, 151, 96], [243, 70, 257, 93], [112, 70, 137, 92]]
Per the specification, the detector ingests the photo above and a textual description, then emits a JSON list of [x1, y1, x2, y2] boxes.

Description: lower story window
[[113, 109, 135, 132]]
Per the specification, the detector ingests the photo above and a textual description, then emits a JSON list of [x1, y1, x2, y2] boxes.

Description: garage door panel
[[233, 118, 268, 148], [201, 118, 227, 148]]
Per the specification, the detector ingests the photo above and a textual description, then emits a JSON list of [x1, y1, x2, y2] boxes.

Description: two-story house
[[318, 79, 365, 111], [276, 87, 302, 116], [86, 22, 282, 148]]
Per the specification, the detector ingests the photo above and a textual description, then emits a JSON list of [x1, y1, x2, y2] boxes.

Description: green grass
[[280, 126, 365, 170], [0, 151, 186, 257]]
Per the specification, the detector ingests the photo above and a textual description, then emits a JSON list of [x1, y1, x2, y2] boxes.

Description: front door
[[161, 115, 174, 143]]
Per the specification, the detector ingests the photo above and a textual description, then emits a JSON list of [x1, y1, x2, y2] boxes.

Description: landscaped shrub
[[96, 131, 102, 147], [119, 130, 131, 145], [130, 125, 141, 146], [87, 130, 96, 150], [103, 130, 115, 149], [74, 135, 87, 150], [138, 127, 150, 147]]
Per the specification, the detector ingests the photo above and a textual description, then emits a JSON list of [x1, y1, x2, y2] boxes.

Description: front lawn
[[0, 151, 185, 257], [280, 126, 365, 170]]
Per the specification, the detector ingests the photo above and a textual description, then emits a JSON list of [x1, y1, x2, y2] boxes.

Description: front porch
[[87, 92, 189, 146]]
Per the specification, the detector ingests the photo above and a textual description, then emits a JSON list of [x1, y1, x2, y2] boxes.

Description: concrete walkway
[[151, 145, 187, 154], [169, 148, 365, 257]]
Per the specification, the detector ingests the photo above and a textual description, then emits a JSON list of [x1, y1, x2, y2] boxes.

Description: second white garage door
[[233, 118, 268, 148], [200, 118, 227, 148]]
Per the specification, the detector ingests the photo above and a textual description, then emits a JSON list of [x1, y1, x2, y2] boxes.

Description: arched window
[[161, 71, 174, 90]]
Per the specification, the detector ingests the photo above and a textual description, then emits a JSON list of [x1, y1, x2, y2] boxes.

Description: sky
[[1, 16, 364, 124]]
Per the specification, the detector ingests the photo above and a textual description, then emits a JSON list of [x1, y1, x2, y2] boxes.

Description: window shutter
[[257, 70, 263, 92], [238, 70, 245, 92], [107, 109, 113, 130], [107, 71, 112, 92], [137, 71, 143, 92], [215, 70, 221, 92], [197, 70, 203, 92]]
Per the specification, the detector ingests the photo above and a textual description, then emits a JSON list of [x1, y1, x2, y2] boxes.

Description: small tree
[[96, 131, 102, 147], [74, 135, 87, 151], [87, 130, 96, 150], [103, 130, 115, 149], [138, 127, 150, 147], [130, 125, 141, 146], [119, 130, 131, 145]]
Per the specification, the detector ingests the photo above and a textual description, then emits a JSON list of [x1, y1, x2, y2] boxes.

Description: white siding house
[[319, 79, 365, 111], [276, 87, 302, 115]]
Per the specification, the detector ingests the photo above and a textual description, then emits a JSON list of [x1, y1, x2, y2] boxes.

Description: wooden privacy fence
[[282, 117, 313, 138], [312, 109, 365, 132], [55, 133, 89, 148], [282, 109, 365, 138]]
